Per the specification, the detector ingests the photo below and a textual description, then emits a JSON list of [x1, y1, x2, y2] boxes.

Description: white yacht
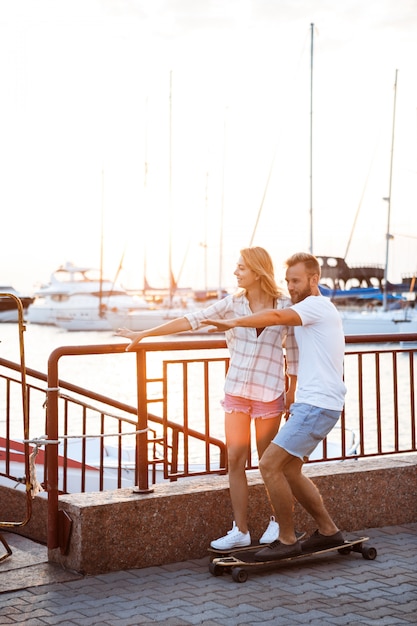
[[27, 262, 149, 330]]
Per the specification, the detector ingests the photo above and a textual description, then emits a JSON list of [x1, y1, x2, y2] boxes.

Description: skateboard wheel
[[361, 545, 377, 560], [232, 567, 248, 583], [209, 562, 224, 576]]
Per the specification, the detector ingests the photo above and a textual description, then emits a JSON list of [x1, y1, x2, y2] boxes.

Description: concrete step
[[0, 532, 81, 593]]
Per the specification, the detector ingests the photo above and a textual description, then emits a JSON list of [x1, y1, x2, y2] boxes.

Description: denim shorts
[[272, 402, 341, 461], [221, 393, 285, 420]]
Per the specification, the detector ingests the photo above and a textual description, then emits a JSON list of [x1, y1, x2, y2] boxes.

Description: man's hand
[[201, 319, 235, 332]]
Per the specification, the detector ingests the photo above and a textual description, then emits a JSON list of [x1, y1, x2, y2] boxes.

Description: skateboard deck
[[208, 530, 306, 559], [209, 536, 377, 582]]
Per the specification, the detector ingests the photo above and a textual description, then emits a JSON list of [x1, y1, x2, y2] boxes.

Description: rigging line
[[392, 233, 417, 240], [174, 239, 192, 289], [383, 69, 398, 312], [344, 140, 380, 260], [110, 244, 128, 292], [344, 79, 394, 262], [295, 23, 316, 75], [249, 149, 277, 246]]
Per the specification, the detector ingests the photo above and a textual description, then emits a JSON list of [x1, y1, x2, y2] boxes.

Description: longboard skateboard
[[208, 530, 306, 560], [209, 536, 377, 582]]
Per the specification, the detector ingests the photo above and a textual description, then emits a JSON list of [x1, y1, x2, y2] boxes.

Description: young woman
[[202, 252, 346, 561], [115, 247, 298, 549]]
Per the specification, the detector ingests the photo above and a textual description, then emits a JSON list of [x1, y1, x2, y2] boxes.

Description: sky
[[1, 0, 416, 294]]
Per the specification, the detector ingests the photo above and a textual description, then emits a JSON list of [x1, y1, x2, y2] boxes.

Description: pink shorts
[[221, 393, 285, 420]]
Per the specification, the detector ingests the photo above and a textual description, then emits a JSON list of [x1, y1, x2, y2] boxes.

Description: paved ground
[[0, 523, 416, 625]]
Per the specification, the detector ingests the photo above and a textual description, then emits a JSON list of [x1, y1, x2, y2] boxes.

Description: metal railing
[[0, 349, 228, 493], [344, 334, 416, 457], [1, 334, 416, 498], [1, 331, 416, 552]]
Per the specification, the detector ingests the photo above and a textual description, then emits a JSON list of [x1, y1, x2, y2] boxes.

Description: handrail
[[0, 358, 226, 460], [345, 333, 417, 343], [0, 294, 32, 531], [45, 339, 228, 549]]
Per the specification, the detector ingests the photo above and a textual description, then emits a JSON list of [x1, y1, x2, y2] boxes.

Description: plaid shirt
[[185, 293, 298, 402]]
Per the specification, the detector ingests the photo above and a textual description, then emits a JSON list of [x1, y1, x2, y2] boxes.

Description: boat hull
[[340, 310, 417, 335], [0, 291, 34, 322], [106, 308, 212, 333], [0, 437, 135, 493]]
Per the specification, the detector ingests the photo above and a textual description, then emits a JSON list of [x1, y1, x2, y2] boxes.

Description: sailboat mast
[[99, 169, 105, 317], [218, 108, 227, 299], [383, 69, 398, 312], [168, 70, 174, 306], [309, 22, 314, 254], [143, 96, 149, 295], [204, 171, 209, 291]]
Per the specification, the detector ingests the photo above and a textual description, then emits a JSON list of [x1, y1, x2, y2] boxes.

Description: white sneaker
[[210, 522, 251, 550], [259, 516, 279, 544]]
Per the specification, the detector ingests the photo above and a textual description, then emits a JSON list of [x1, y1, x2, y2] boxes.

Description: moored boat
[[105, 306, 211, 333], [27, 262, 151, 329], [0, 436, 136, 493], [318, 257, 417, 336], [340, 306, 417, 336], [0, 287, 34, 322], [1, 425, 358, 495]]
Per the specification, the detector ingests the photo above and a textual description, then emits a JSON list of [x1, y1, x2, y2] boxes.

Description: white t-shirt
[[291, 295, 347, 411]]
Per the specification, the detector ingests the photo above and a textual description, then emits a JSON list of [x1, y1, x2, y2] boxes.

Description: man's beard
[[291, 285, 312, 304]]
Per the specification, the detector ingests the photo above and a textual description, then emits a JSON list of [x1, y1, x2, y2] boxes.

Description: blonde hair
[[285, 252, 321, 278], [240, 247, 284, 299]]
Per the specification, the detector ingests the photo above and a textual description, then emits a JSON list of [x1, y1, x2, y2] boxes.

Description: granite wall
[[2, 453, 416, 575]]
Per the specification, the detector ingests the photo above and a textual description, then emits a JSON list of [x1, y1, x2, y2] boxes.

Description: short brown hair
[[285, 252, 321, 278]]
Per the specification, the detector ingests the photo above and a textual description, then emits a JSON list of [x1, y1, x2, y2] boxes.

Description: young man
[[202, 252, 347, 561]]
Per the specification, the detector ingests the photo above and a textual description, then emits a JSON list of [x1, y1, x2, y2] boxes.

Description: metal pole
[[309, 23, 314, 254], [383, 69, 398, 311], [99, 170, 105, 317], [134, 347, 153, 493], [168, 70, 174, 306], [47, 352, 60, 549], [218, 107, 227, 298], [0, 294, 32, 529]]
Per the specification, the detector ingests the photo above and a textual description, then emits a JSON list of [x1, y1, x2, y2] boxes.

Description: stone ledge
[[2, 453, 417, 575], [50, 453, 417, 574]]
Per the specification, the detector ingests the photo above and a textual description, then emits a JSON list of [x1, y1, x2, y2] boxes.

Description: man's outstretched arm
[[202, 308, 302, 332]]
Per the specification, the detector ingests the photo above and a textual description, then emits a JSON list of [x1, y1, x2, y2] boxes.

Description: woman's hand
[[114, 328, 145, 351], [201, 319, 234, 332]]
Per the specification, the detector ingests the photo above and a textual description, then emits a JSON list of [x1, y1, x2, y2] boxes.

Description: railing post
[[134, 346, 153, 493], [46, 351, 60, 549]]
